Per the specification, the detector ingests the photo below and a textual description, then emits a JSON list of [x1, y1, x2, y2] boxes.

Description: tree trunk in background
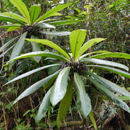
[[0, 1, 3, 13]]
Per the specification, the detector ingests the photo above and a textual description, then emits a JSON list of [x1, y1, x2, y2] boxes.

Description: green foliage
[[5, 29, 130, 129]]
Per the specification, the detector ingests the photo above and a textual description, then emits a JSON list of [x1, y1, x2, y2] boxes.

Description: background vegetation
[[0, 0, 130, 129]]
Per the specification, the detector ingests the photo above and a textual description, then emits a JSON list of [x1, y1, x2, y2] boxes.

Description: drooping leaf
[[26, 39, 70, 59], [0, 36, 19, 52], [74, 73, 91, 118], [35, 88, 51, 123], [48, 19, 83, 26], [10, 32, 27, 60], [40, 31, 71, 36], [10, 0, 30, 24], [4, 64, 61, 86], [13, 70, 60, 104], [9, 32, 27, 70], [69, 29, 87, 60], [0, 12, 28, 23], [88, 52, 130, 59], [86, 71, 130, 96], [35, 3, 71, 23], [36, 23, 55, 29], [78, 38, 105, 57], [0, 15, 24, 24], [56, 80, 73, 128], [89, 111, 98, 130], [7, 51, 69, 63], [87, 76, 130, 113], [82, 58, 129, 71], [29, 5, 41, 24], [31, 35, 41, 63], [0, 45, 14, 58], [50, 67, 71, 106], [86, 65, 130, 78]]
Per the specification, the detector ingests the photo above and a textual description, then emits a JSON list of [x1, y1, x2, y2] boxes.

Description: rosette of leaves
[[0, 0, 81, 68], [4, 29, 130, 129]]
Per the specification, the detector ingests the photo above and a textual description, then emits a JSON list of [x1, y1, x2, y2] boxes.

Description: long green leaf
[[0, 24, 21, 28], [69, 29, 87, 60], [0, 45, 14, 58], [48, 20, 83, 26], [50, 67, 71, 106], [35, 88, 51, 122], [35, 3, 71, 23], [13, 70, 60, 104], [89, 111, 98, 130], [7, 51, 69, 63], [118, 96, 130, 100], [10, 32, 27, 60], [0, 15, 24, 24], [29, 5, 41, 24], [56, 80, 73, 129], [0, 12, 28, 23], [74, 73, 91, 118], [36, 23, 56, 29], [26, 39, 70, 59], [86, 71, 130, 96], [4, 64, 61, 86], [31, 35, 41, 63], [78, 38, 105, 57], [7, 26, 20, 32], [0, 36, 19, 52], [87, 76, 130, 113], [79, 50, 110, 59], [81, 58, 129, 71], [10, 0, 30, 24], [86, 65, 130, 78], [88, 52, 130, 59], [40, 31, 71, 36]]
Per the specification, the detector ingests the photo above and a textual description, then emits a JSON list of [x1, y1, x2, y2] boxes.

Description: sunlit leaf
[[78, 38, 105, 57], [10, 0, 30, 24], [29, 5, 41, 24], [26, 39, 70, 59], [35, 3, 71, 23]]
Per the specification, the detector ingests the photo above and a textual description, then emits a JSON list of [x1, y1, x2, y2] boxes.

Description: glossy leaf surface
[[82, 58, 129, 71], [50, 67, 71, 106], [74, 73, 91, 118], [4, 64, 61, 86], [87, 76, 130, 113], [35, 88, 51, 122], [56, 80, 73, 128], [86, 71, 130, 96], [13, 70, 60, 104], [86, 65, 130, 78]]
